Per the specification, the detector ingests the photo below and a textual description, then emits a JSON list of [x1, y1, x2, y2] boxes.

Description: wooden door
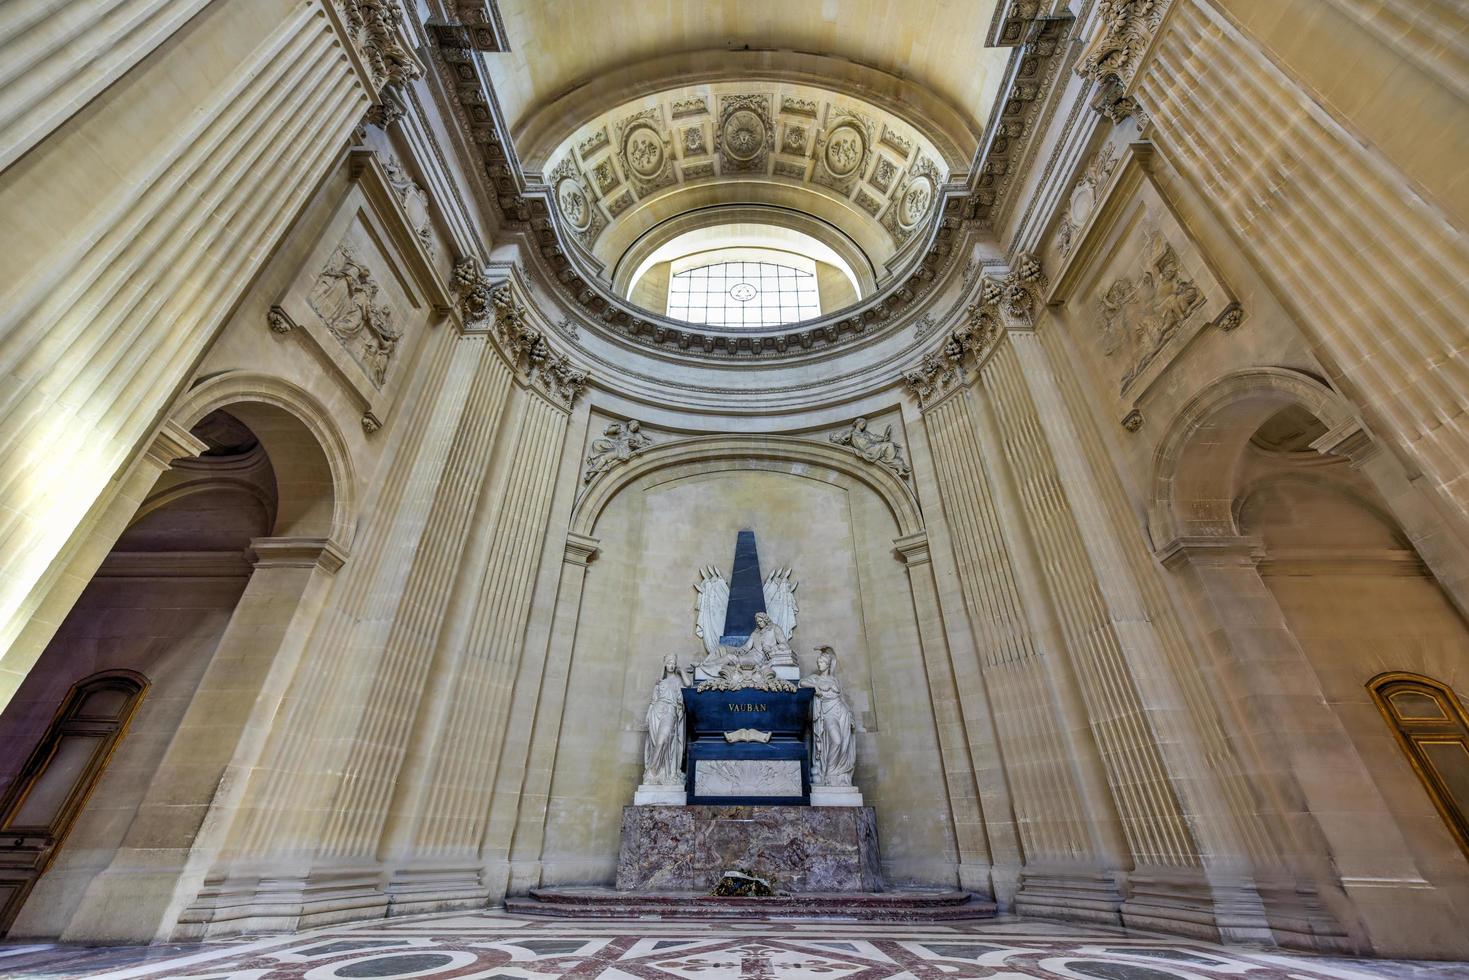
[[0, 671, 146, 934]]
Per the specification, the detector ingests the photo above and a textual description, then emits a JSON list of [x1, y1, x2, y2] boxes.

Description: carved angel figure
[[761, 569, 798, 644], [830, 418, 910, 479], [694, 566, 730, 660]]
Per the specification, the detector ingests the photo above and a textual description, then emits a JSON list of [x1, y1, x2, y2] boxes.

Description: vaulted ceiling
[[482, 0, 1008, 170]]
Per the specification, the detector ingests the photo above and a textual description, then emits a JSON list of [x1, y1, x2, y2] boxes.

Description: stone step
[[506, 887, 997, 921]]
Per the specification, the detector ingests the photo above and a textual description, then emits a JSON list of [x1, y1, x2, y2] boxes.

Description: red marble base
[[505, 886, 997, 921]]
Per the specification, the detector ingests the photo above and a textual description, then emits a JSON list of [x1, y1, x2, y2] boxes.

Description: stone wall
[[0, 0, 1466, 961]]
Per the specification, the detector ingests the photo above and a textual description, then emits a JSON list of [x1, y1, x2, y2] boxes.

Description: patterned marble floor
[[1, 911, 1467, 980]]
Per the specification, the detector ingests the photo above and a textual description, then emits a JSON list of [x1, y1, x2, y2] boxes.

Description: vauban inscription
[[728, 703, 768, 712]]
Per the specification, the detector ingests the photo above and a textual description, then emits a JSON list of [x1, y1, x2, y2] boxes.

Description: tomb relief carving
[[583, 420, 653, 484], [308, 242, 402, 387], [830, 418, 911, 480], [1095, 228, 1206, 393]]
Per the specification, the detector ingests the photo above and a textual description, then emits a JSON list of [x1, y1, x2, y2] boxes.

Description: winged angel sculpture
[[694, 566, 800, 691]]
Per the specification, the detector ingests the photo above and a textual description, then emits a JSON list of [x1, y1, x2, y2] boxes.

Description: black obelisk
[[718, 529, 766, 646]]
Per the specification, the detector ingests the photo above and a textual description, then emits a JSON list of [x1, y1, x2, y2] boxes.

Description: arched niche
[[1148, 367, 1356, 549], [169, 372, 357, 549], [544, 435, 957, 888]]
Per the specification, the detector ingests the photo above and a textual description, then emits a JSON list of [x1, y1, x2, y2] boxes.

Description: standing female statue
[[802, 645, 857, 787], [643, 653, 690, 786]]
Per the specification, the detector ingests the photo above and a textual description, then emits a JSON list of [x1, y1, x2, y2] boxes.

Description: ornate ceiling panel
[[542, 84, 952, 278]]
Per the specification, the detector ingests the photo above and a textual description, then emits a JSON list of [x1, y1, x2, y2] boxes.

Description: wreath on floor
[[710, 869, 776, 897]]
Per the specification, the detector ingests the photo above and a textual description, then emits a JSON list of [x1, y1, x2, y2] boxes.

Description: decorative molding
[[425, 1, 510, 52], [968, 8, 1075, 225], [361, 411, 383, 434], [247, 536, 349, 573], [892, 531, 932, 566], [143, 421, 208, 471], [981, 250, 1048, 330], [1075, 0, 1174, 123], [1121, 408, 1144, 432], [564, 532, 601, 567], [96, 551, 252, 579]]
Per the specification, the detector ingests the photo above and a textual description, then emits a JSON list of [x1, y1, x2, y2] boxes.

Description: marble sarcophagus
[[683, 687, 813, 805]]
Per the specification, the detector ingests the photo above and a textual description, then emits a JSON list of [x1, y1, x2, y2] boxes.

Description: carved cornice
[[426, 21, 994, 362], [902, 252, 1045, 406], [969, 7, 1075, 225], [1075, 0, 1173, 123], [454, 260, 589, 407]]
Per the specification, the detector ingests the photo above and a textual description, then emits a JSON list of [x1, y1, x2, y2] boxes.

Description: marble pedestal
[[633, 784, 686, 805], [616, 804, 882, 892], [809, 785, 863, 806]]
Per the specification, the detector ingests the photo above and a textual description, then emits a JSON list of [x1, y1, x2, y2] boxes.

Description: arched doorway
[[0, 387, 350, 940]]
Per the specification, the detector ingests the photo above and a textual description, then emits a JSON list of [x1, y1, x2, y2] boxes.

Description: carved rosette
[[1075, 0, 1172, 122], [717, 95, 773, 174]]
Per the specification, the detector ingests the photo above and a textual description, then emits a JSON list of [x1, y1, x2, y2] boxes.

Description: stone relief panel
[[541, 85, 953, 252], [307, 241, 402, 388], [718, 94, 774, 174], [1056, 163, 1246, 429], [1096, 227, 1206, 392]]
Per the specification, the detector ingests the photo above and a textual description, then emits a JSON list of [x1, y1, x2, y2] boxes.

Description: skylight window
[[666, 256, 821, 327]]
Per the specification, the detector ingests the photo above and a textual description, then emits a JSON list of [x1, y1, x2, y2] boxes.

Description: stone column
[[489, 531, 600, 899], [0, 0, 373, 714], [61, 535, 344, 944], [892, 531, 993, 895], [1160, 535, 1459, 952], [0, 421, 205, 703], [380, 386, 573, 910]]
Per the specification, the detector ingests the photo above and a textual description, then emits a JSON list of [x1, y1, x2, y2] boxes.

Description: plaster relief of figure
[[582, 419, 653, 484], [803, 645, 856, 787], [1095, 229, 1205, 392], [830, 417, 911, 479], [643, 653, 691, 786], [308, 242, 402, 387]]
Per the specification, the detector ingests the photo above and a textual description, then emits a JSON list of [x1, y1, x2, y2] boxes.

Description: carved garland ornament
[[452, 260, 589, 407], [1075, 0, 1172, 123], [902, 252, 1045, 405]]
